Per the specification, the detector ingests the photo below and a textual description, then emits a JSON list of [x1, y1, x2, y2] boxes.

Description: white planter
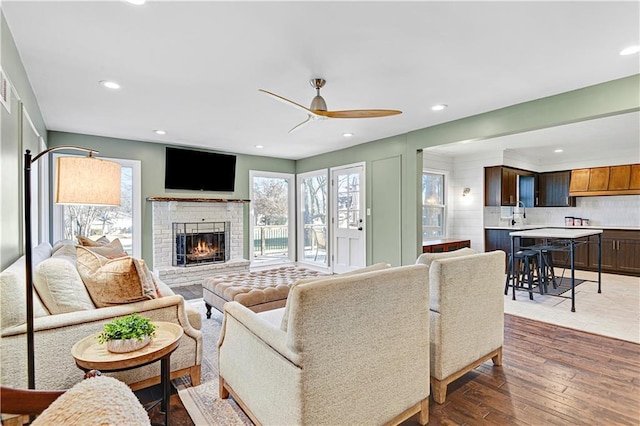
[[106, 335, 151, 353]]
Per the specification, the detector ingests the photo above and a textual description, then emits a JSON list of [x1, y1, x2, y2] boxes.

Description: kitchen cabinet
[[608, 165, 631, 190], [630, 164, 640, 189], [588, 167, 609, 191], [485, 229, 535, 270], [422, 238, 470, 253], [588, 230, 640, 275], [537, 171, 575, 207], [484, 166, 535, 207], [547, 237, 590, 270], [569, 169, 590, 192], [569, 163, 640, 196]]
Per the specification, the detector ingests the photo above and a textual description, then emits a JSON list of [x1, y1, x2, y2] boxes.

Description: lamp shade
[[55, 156, 121, 205]]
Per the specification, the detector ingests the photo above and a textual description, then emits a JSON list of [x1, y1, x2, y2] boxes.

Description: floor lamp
[[24, 145, 121, 389]]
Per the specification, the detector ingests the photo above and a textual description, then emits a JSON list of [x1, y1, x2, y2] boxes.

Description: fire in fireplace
[[173, 222, 230, 266]]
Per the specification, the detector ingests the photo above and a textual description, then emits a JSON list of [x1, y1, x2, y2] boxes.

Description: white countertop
[[508, 227, 603, 239], [485, 225, 640, 231]]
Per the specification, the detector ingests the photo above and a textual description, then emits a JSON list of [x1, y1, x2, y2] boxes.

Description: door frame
[[296, 168, 330, 270], [330, 162, 366, 273], [249, 170, 296, 266]]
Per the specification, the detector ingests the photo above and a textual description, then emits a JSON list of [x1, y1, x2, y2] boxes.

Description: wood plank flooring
[[403, 314, 640, 426], [139, 311, 639, 425]]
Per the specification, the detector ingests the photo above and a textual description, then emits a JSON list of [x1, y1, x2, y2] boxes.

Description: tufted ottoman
[[202, 266, 327, 317]]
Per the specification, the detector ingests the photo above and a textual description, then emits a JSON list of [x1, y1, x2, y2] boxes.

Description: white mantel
[[149, 197, 250, 287]]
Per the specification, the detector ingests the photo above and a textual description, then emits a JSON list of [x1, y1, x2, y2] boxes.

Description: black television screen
[[164, 147, 236, 192]]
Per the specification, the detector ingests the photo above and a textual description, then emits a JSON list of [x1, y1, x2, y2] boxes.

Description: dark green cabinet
[[537, 171, 575, 207], [588, 230, 640, 275]]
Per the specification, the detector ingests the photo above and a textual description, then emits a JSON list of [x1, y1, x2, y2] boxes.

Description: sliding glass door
[[297, 170, 328, 267], [250, 171, 295, 265]]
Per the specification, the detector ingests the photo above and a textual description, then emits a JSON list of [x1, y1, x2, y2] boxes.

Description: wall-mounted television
[[164, 147, 236, 192]]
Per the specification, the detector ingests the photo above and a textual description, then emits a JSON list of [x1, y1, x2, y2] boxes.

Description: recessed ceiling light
[[124, 0, 146, 5], [554, 149, 564, 153], [431, 104, 448, 111], [620, 45, 640, 56], [343, 133, 354, 137], [255, 145, 264, 149], [154, 130, 166, 135], [99, 80, 120, 90]]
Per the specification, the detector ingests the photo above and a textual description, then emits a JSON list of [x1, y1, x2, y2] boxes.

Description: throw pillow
[[1, 267, 50, 330], [34, 258, 96, 314], [415, 247, 477, 268], [76, 247, 157, 308], [83, 238, 128, 258], [77, 235, 110, 247], [279, 262, 391, 331]]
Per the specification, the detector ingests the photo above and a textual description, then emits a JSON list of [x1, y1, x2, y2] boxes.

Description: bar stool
[[504, 250, 541, 300], [527, 243, 561, 293]]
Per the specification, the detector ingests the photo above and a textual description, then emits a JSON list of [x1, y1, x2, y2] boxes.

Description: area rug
[[544, 276, 586, 296], [172, 299, 251, 426]]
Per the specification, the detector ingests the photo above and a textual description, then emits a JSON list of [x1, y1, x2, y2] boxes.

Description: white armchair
[[417, 249, 506, 404], [217, 264, 431, 425]]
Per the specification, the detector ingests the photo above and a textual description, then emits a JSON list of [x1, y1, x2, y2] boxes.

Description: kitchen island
[[508, 227, 603, 312]]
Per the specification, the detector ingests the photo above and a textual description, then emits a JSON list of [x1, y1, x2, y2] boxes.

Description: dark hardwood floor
[[403, 315, 640, 425], [140, 308, 639, 425]]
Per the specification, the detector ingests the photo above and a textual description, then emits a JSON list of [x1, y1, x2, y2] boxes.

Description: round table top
[[71, 321, 183, 371]]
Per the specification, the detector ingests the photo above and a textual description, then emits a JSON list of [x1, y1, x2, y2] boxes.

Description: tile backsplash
[[484, 195, 640, 227]]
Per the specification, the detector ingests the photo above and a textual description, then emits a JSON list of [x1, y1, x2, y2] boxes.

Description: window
[[297, 170, 328, 266], [250, 171, 295, 265], [53, 156, 141, 257], [422, 171, 445, 240]]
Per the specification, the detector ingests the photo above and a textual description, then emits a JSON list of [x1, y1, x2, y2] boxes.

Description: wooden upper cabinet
[[569, 169, 590, 192], [630, 164, 640, 190], [608, 165, 631, 190], [569, 164, 640, 196], [588, 167, 610, 191]]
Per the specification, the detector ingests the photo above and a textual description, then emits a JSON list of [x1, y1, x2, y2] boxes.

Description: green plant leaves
[[97, 313, 157, 344]]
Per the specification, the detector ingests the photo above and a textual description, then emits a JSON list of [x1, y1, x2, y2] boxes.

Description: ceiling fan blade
[[259, 89, 320, 117], [288, 115, 313, 133], [321, 109, 402, 118]]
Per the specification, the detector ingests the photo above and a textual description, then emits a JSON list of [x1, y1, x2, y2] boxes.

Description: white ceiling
[[3, 1, 639, 160]]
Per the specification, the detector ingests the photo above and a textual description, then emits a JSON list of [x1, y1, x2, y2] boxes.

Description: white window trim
[[52, 154, 142, 258], [422, 168, 449, 240], [296, 168, 330, 270], [249, 170, 295, 266]]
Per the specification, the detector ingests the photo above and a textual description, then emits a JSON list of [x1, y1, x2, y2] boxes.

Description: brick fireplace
[[149, 197, 250, 287]]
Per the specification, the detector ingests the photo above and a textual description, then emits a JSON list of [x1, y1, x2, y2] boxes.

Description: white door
[[331, 164, 365, 273]]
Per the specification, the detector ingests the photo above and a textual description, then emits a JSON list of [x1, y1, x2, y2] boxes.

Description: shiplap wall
[[425, 149, 640, 252]]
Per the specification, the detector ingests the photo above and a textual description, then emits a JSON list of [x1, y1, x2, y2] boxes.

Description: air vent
[[0, 67, 11, 113]]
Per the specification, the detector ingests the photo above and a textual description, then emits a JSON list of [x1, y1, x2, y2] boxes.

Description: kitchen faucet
[[511, 201, 527, 226]]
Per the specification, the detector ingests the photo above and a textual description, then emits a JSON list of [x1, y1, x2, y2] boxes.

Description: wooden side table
[[71, 321, 183, 426]]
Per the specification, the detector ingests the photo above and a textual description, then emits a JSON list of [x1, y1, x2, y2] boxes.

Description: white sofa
[[416, 248, 506, 404], [218, 263, 431, 425], [0, 242, 202, 391]]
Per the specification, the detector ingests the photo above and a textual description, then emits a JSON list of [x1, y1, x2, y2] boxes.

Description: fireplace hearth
[[173, 222, 230, 266]]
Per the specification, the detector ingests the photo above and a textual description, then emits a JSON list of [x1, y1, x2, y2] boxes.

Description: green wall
[[47, 132, 295, 267], [298, 74, 640, 265], [1, 11, 48, 270], [2, 6, 637, 270]]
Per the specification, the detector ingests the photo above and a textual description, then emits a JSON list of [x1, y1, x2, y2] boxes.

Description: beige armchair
[[417, 249, 506, 404], [217, 264, 431, 425]]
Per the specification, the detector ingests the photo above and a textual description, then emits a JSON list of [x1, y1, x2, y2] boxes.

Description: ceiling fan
[[259, 78, 402, 133]]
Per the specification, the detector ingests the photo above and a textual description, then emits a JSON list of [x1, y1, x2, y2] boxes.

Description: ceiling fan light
[[310, 95, 327, 111]]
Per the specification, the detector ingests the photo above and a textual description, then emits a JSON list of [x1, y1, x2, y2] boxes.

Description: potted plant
[[98, 313, 157, 353]]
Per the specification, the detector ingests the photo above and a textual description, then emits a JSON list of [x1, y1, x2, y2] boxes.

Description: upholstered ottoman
[[202, 266, 327, 317]]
